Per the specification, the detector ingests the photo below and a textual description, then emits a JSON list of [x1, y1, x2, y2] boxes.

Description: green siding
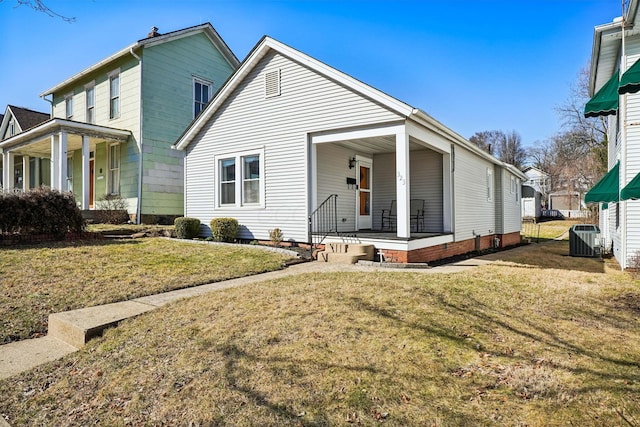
[[140, 32, 235, 215]]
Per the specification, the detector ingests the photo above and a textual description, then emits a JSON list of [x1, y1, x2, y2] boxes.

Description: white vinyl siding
[[454, 148, 496, 240], [185, 50, 401, 241]]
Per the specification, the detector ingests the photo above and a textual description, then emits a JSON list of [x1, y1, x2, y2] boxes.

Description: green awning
[[621, 171, 640, 200], [619, 59, 640, 94], [584, 71, 619, 118], [585, 162, 619, 203]]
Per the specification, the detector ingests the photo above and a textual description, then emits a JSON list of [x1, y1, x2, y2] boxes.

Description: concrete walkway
[[0, 257, 495, 381]]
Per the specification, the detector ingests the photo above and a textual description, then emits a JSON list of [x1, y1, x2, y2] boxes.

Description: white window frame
[[109, 69, 120, 120], [193, 77, 213, 118], [486, 168, 493, 202], [85, 82, 95, 124], [108, 143, 120, 195], [66, 154, 73, 191], [8, 119, 15, 136], [65, 93, 73, 119], [215, 148, 265, 209]]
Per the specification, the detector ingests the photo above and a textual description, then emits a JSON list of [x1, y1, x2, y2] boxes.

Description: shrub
[[95, 194, 130, 224], [210, 217, 239, 243], [269, 227, 284, 246], [174, 217, 201, 239], [0, 187, 85, 235]]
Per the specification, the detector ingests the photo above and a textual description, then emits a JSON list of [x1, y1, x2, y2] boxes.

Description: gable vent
[[264, 68, 281, 98]]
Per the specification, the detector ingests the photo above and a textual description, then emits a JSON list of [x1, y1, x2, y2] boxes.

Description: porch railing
[[308, 194, 338, 247]]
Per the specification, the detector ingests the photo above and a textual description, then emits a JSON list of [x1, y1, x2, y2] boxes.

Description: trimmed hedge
[[174, 217, 201, 239], [0, 187, 85, 235], [210, 217, 238, 242]]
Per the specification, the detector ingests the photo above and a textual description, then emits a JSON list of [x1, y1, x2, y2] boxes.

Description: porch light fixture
[[348, 157, 356, 169]]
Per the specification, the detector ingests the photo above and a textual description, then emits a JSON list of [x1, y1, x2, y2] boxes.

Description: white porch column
[[395, 128, 411, 238], [59, 132, 68, 191], [81, 135, 90, 209], [51, 134, 60, 190], [22, 155, 30, 190], [2, 152, 14, 190]]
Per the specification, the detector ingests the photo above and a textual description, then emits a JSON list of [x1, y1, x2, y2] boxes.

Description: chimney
[[148, 26, 160, 38]]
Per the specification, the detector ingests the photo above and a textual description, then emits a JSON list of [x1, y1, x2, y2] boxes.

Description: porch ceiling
[[334, 135, 429, 154], [10, 133, 112, 158]]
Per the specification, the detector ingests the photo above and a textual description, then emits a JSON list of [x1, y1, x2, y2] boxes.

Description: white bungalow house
[[174, 37, 525, 263], [585, 0, 640, 269]]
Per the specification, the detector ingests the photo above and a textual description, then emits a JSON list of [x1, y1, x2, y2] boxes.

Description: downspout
[[40, 94, 54, 117], [130, 47, 143, 224], [619, 8, 628, 269]]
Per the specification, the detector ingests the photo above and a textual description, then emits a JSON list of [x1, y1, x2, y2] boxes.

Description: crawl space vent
[[264, 69, 281, 98]]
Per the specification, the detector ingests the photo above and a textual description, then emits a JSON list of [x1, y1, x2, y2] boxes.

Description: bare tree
[[469, 129, 526, 169], [0, 0, 76, 22]]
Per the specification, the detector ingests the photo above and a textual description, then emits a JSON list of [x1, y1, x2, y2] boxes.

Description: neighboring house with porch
[[584, 0, 640, 268], [0, 23, 239, 223], [174, 37, 525, 263], [0, 105, 50, 189]]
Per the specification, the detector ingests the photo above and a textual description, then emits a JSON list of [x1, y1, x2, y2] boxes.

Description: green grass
[[1, 241, 638, 426], [521, 219, 590, 241], [0, 239, 292, 343]]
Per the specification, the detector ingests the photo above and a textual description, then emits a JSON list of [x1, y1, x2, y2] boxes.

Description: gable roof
[[40, 23, 240, 97], [174, 36, 527, 179], [1, 105, 50, 139]]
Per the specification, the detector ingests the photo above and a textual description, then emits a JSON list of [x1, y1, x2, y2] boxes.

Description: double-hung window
[[194, 77, 212, 118], [109, 72, 120, 119], [108, 143, 120, 195], [216, 149, 264, 208], [65, 94, 73, 119], [86, 84, 95, 124]]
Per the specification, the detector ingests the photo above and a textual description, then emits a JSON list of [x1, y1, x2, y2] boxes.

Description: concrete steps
[[317, 243, 375, 264]]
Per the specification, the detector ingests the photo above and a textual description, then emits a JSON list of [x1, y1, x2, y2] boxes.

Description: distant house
[[522, 166, 550, 197], [521, 185, 541, 219], [0, 24, 239, 223], [174, 37, 526, 263], [585, 0, 640, 268], [0, 105, 50, 189]]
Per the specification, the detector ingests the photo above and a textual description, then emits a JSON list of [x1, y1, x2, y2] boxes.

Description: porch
[[0, 118, 131, 210], [309, 121, 453, 244]]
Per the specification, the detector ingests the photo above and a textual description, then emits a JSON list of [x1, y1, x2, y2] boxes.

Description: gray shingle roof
[[9, 105, 50, 131]]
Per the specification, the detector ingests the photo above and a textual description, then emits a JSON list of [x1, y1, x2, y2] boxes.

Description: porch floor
[[318, 230, 449, 242]]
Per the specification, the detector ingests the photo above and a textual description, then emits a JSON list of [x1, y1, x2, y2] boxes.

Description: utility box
[[569, 224, 601, 257]]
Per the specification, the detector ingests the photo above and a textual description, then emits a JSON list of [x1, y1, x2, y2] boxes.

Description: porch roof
[[0, 118, 131, 156]]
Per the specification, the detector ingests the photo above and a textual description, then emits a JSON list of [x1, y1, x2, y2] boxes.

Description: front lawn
[[0, 239, 292, 343], [1, 241, 638, 425]]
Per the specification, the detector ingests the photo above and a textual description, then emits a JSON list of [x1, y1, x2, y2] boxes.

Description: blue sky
[[0, 0, 620, 147]]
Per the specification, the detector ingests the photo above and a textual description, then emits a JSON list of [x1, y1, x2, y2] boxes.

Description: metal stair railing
[[308, 194, 338, 249]]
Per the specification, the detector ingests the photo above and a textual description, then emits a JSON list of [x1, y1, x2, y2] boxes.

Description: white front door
[[356, 157, 372, 230]]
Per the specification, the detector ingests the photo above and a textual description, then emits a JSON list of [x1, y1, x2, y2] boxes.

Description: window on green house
[[194, 78, 212, 118], [109, 73, 120, 119], [109, 144, 120, 195]]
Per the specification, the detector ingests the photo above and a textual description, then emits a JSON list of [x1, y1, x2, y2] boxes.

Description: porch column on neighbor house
[[395, 128, 411, 238], [2, 152, 14, 190], [81, 135, 90, 209], [59, 132, 68, 192], [50, 134, 60, 190], [22, 155, 30, 191]]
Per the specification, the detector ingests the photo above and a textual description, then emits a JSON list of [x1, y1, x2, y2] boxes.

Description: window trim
[[64, 93, 73, 119], [486, 167, 493, 202], [108, 143, 120, 195], [215, 148, 265, 209], [108, 69, 120, 120], [85, 82, 95, 124], [193, 76, 213, 119]]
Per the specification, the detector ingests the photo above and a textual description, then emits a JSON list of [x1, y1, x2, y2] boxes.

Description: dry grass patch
[[521, 219, 587, 241], [0, 239, 292, 343], [1, 242, 639, 425]]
